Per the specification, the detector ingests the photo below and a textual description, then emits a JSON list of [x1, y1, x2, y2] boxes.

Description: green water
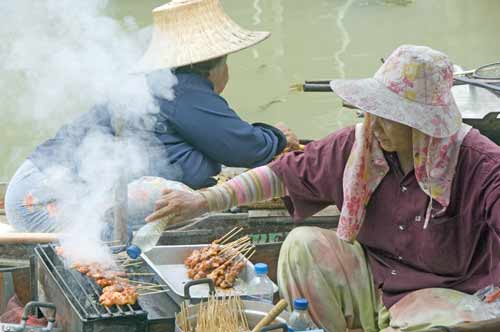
[[2, 0, 500, 181]]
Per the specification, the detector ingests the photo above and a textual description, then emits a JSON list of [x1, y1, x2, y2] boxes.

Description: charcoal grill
[[35, 244, 180, 332]]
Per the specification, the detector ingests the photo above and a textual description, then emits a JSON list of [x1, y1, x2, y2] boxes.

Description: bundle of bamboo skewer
[[176, 294, 249, 332]]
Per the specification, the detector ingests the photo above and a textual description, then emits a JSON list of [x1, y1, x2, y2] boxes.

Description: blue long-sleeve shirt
[[29, 73, 286, 189]]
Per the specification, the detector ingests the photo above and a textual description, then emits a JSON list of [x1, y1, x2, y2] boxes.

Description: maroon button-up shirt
[[269, 126, 500, 308]]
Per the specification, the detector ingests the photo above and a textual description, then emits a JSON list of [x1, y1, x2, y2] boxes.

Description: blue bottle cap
[[293, 298, 309, 310], [254, 263, 268, 275], [126, 245, 142, 259]]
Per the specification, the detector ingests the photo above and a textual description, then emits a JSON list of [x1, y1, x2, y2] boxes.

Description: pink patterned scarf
[[337, 114, 471, 242]]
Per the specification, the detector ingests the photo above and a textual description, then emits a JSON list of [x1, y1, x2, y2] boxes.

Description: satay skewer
[[214, 227, 242, 244], [219, 236, 251, 255], [213, 226, 238, 244], [109, 244, 127, 249], [135, 285, 164, 290], [245, 249, 256, 261], [102, 239, 121, 244], [225, 235, 250, 246], [220, 228, 244, 244], [138, 289, 169, 296], [120, 262, 143, 268], [222, 243, 254, 259], [112, 251, 129, 258], [115, 277, 163, 287], [232, 242, 254, 254]]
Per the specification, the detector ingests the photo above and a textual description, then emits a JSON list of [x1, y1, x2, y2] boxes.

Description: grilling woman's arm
[[145, 166, 285, 223]]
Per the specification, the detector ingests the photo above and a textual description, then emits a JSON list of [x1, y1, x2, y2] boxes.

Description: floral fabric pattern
[[330, 45, 462, 138], [337, 114, 471, 242], [278, 226, 485, 332]]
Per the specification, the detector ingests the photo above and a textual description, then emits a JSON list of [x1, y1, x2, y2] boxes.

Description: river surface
[[1, 0, 500, 181]]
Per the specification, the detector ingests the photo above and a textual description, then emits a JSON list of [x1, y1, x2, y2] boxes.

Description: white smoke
[[0, 0, 178, 265]]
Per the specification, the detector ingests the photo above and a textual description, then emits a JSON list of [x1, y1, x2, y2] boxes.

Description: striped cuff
[[198, 166, 285, 212]]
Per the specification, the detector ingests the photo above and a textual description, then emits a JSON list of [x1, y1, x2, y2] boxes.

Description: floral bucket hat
[[330, 44, 462, 138]]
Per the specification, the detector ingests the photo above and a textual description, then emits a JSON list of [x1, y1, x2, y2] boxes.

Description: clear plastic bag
[[127, 176, 193, 230], [126, 177, 194, 258], [458, 284, 500, 320]]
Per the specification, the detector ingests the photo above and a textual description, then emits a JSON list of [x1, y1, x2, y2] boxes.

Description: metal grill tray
[[141, 244, 278, 299]]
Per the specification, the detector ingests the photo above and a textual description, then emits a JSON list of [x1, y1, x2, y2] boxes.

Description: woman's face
[[372, 115, 412, 152]]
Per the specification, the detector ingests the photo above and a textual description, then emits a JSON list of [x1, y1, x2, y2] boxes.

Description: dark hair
[[174, 56, 227, 78]]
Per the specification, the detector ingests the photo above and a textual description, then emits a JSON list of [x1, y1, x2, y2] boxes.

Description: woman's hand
[[145, 189, 209, 224], [275, 122, 300, 150]]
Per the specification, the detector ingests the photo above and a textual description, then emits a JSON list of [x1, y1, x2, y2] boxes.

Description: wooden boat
[[2, 207, 500, 330], [1, 87, 500, 330]]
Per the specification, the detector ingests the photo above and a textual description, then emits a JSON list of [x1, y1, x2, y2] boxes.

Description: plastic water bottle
[[126, 217, 172, 258], [246, 263, 274, 303], [288, 298, 321, 331], [126, 179, 193, 259]]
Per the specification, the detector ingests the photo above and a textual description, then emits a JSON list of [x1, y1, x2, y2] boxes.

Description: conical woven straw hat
[[137, 0, 271, 72]]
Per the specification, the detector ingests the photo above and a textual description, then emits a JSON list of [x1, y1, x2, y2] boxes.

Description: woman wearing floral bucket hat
[[147, 44, 500, 331]]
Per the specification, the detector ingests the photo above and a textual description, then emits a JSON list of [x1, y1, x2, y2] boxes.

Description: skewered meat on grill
[[72, 263, 134, 298], [96, 278, 115, 287], [99, 284, 138, 307], [56, 250, 139, 306]]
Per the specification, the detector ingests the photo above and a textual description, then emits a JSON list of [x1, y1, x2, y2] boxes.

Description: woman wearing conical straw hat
[[5, 0, 297, 233], [135, 0, 299, 186], [148, 45, 500, 331]]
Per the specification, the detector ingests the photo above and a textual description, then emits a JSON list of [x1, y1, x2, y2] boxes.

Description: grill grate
[[36, 244, 154, 319]]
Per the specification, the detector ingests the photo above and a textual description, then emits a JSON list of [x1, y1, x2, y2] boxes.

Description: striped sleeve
[[198, 166, 286, 212]]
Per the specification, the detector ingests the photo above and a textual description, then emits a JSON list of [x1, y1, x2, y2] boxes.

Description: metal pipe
[[454, 77, 500, 94], [297, 78, 500, 94], [303, 83, 332, 92], [304, 80, 331, 84]]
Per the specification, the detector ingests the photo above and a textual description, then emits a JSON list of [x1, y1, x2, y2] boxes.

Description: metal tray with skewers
[[141, 228, 279, 299]]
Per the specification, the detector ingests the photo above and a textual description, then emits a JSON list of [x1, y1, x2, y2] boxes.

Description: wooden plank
[[0, 233, 58, 245]]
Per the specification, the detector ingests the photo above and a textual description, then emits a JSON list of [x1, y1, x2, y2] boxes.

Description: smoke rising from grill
[[0, 0, 179, 265]]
